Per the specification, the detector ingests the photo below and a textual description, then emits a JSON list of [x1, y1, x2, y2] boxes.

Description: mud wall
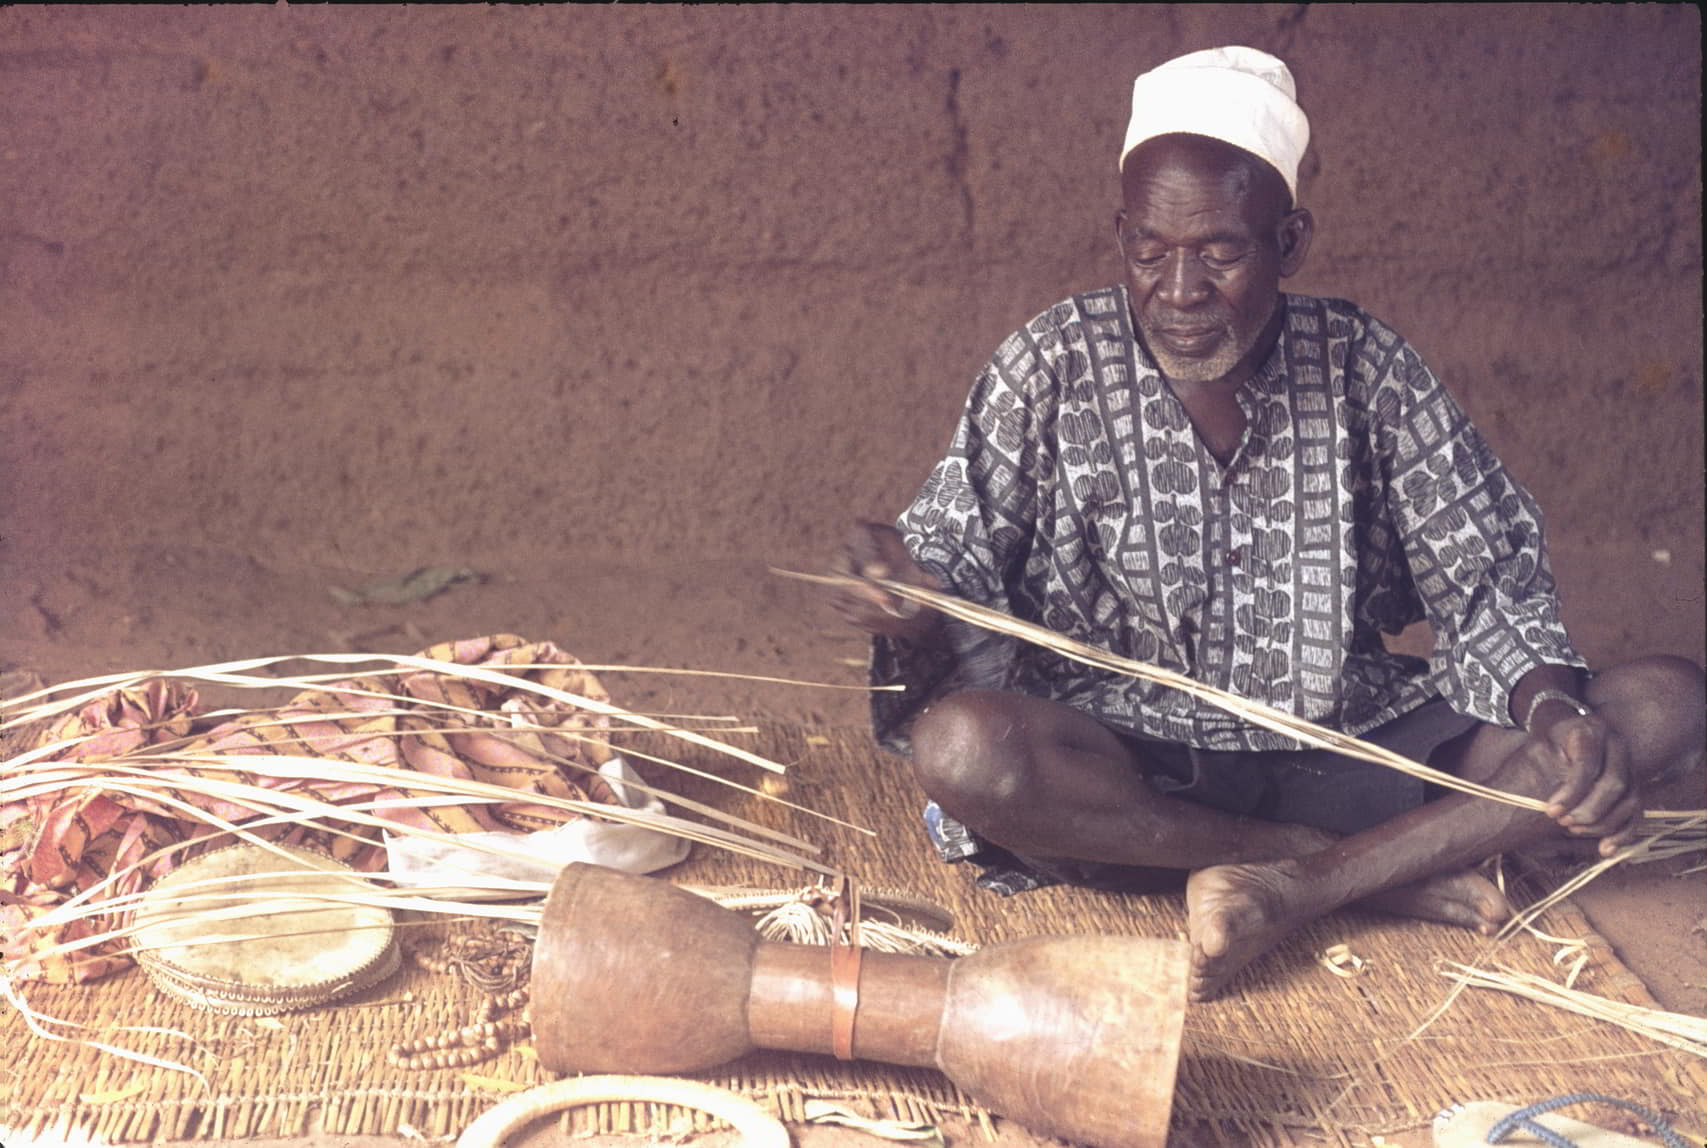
[[2, 4, 1701, 669]]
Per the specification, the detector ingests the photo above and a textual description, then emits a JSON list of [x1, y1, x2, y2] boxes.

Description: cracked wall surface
[[1, 4, 1701, 671]]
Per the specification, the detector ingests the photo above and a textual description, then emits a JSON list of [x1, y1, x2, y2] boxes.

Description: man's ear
[[1113, 208, 1129, 256], [1277, 208, 1314, 277]]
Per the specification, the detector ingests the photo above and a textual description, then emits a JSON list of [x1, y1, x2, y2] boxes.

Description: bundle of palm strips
[[0, 633, 824, 985]]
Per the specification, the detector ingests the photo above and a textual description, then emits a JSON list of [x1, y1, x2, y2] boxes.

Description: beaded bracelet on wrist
[[1522, 688, 1592, 732]]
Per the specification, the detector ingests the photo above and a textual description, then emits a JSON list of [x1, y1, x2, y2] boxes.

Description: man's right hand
[[827, 522, 945, 644]]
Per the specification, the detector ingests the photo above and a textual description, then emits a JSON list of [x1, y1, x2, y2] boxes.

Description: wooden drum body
[[532, 863, 1187, 1148]]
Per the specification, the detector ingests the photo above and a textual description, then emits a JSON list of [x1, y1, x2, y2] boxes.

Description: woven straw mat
[[3, 721, 1702, 1146]]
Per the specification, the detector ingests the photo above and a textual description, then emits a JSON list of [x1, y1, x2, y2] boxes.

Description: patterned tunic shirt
[[872, 288, 1585, 755]]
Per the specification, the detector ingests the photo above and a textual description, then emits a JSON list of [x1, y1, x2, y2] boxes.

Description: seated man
[[826, 46, 1704, 1002]]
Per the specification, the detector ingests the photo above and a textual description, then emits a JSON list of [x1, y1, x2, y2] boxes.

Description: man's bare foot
[[1270, 825, 1511, 932], [1185, 862, 1511, 1001], [1356, 868, 1510, 933], [1186, 860, 1316, 1002]]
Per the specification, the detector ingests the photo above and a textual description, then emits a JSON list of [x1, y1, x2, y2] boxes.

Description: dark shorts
[[922, 699, 1481, 896]]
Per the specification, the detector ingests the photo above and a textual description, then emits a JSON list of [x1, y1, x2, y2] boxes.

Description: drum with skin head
[[130, 842, 400, 1016]]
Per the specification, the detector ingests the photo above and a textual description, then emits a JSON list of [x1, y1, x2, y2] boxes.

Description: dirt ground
[[3, 5, 1703, 1147]]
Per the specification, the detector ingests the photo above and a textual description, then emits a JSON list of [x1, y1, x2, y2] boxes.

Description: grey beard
[[1148, 339, 1247, 384], [1140, 322, 1261, 385]]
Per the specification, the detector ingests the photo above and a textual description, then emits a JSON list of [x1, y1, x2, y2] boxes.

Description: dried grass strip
[[1441, 962, 1707, 1059], [782, 570, 1706, 838], [0, 652, 792, 775]]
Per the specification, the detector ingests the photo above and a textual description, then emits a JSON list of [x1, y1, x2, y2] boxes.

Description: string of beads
[[387, 1009, 532, 1070], [388, 922, 535, 1070], [407, 920, 533, 993]]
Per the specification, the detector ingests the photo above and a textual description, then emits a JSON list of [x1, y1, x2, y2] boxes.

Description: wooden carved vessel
[[532, 862, 1188, 1148]]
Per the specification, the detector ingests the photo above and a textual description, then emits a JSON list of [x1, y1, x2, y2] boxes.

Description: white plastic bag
[[384, 756, 690, 887]]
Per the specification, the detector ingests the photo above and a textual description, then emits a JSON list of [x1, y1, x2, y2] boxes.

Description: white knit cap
[[1120, 46, 1310, 201]]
